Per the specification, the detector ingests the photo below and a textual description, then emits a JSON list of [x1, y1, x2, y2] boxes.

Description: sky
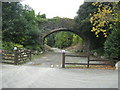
[[20, 0, 84, 19]]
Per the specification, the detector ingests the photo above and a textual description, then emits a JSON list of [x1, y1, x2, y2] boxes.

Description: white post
[[14, 47, 18, 65], [62, 50, 65, 68]]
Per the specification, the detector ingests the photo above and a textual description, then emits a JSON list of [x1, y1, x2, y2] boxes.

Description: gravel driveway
[[2, 64, 118, 88], [1, 48, 118, 88]]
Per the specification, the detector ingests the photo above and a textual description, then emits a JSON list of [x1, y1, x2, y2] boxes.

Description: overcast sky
[[20, 0, 84, 19]]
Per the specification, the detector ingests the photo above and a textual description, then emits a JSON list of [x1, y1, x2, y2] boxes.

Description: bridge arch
[[41, 28, 90, 51], [42, 28, 81, 42]]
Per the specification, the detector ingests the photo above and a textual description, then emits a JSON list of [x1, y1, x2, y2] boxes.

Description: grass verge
[[65, 65, 115, 70]]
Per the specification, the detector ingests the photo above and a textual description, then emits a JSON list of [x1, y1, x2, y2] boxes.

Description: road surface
[[1, 48, 118, 88], [25, 48, 90, 68]]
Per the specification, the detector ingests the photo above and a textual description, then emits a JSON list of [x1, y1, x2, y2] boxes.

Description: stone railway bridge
[[39, 18, 90, 51]]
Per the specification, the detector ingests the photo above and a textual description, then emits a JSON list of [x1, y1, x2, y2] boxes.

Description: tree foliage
[[104, 22, 120, 59], [90, 2, 119, 37], [55, 32, 73, 49], [72, 34, 83, 45], [45, 33, 55, 47], [75, 2, 106, 50], [45, 31, 83, 49], [104, 2, 120, 59], [2, 2, 46, 50]]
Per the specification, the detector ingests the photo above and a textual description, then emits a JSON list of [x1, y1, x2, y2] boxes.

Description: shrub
[[104, 24, 120, 59], [25, 45, 42, 51], [2, 42, 23, 50]]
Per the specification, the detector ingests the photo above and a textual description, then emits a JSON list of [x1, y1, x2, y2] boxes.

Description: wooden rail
[[65, 54, 88, 57], [2, 49, 32, 65], [62, 52, 118, 68]]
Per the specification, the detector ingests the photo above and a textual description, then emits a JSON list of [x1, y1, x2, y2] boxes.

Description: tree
[[104, 2, 120, 59], [21, 5, 40, 46], [104, 22, 120, 59], [90, 2, 119, 37], [45, 33, 55, 47], [72, 34, 83, 45], [2, 2, 46, 50], [55, 32, 73, 49], [2, 2, 24, 42], [75, 2, 106, 50]]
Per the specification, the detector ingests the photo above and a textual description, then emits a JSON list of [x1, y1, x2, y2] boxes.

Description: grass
[[65, 65, 115, 70], [31, 53, 45, 60], [66, 65, 88, 68]]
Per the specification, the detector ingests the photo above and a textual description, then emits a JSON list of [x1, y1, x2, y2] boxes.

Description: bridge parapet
[[40, 18, 76, 31]]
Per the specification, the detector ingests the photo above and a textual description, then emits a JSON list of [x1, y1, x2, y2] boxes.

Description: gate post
[[87, 56, 90, 68], [62, 50, 65, 68], [110, 59, 114, 67], [14, 47, 18, 65], [29, 50, 32, 61]]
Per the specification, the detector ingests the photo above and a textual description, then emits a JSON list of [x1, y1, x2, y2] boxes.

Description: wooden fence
[[2, 48, 32, 65], [62, 52, 118, 68]]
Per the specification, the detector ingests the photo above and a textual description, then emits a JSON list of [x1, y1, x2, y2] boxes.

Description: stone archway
[[41, 28, 90, 51], [42, 28, 80, 42], [39, 18, 91, 51]]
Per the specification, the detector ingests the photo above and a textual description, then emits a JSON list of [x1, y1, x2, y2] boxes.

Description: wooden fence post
[[110, 59, 114, 67], [14, 49, 18, 65], [62, 51, 65, 68], [87, 56, 90, 68], [29, 50, 32, 61]]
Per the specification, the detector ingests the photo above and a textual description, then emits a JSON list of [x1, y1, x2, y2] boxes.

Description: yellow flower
[[96, 35, 99, 37], [109, 27, 112, 29], [103, 33, 107, 35], [92, 27, 97, 31], [103, 30, 106, 32], [95, 32, 98, 35], [98, 8, 101, 12], [104, 35, 107, 37]]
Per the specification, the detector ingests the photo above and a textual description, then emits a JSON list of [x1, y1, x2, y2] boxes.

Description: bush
[[2, 42, 23, 50], [25, 45, 43, 51], [104, 24, 120, 59], [91, 47, 104, 56]]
